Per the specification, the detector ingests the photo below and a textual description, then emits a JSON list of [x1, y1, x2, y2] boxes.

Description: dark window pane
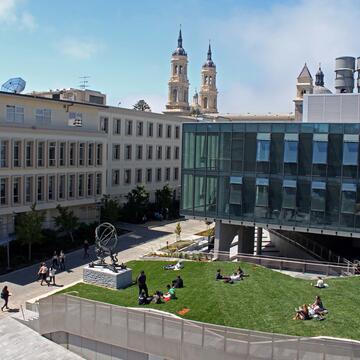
[[341, 190, 356, 213], [312, 141, 328, 164], [311, 188, 326, 212], [206, 177, 217, 216], [256, 140, 270, 162], [283, 187, 296, 209], [284, 141, 298, 163], [256, 185, 268, 207], [343, 142, 358, 165]]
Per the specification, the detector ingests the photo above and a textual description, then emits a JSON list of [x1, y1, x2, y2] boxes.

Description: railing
[[37, 294, 360, 360]]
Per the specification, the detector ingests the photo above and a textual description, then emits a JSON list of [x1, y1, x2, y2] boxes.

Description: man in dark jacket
[[137, 270, 149, 297], [172, 275, 184, 288]]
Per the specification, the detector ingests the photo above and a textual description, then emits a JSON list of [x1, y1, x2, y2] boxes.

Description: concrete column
[[237, 226, 255, 255], [214, 220, 239, 260], [256, 227, 263, 255]]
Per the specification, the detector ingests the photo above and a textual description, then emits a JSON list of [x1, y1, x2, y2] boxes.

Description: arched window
[[203, 97, 208, 109], [209, 76, 212, 85], [179, 66, 183, 74], [184, 90, 188, 102], [172, 89, 178, 103], [204, 76, 208, 85], [174, 65, 178, 75]]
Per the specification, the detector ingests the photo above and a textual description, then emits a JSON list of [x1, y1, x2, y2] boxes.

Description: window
[[37, 142, 45, 167], [146, 145, 153, 160], [174, 146, 180, 160], [313, 135, 328, 164], [147, 122, 153, 137], [25, 176, 33, 203], [343, 141, 358, 166], [156, 168, 162, 182], [68, 112, 82, 127], [13, 177, 21, 204], [36, 109, 51, 125], [203, 97, 208, 109], [69, 143, 76, 166], [282, 180, 297, 209], [100, 117, 109, 133], [256, 134, 270, 162], [156, 145, 162, 160], [166, 146, 171, 160], [172, 89, 178, 103], [68, 174, 75, 198], [13, 140, 21, 167], [89, 95, 104, 105], [125, 145, 132, 160], [48, 175, 55, 201], [6, 105, 24, 123], [124, 169, 131, 185], [79, 143, 85, 166], [78, 174, 85, 197], [96, 173, 102, 195], [125, 119, 133, 135], [37, 176, 45, 201], [48, 141, 56, 167], [88, 143, 94, 166], [229, 177, 243, 207], [341, 183, 356, 213], [146, 168, 152, 183], [136, 145, 143, 160], [58, 175, 66, 200], [255, 178, 269, 207], [87, 174, 94, 196], [175, 126, 180, 139], [112, 170, 120, 186], [284, 141, 298, 163], [136, 121, 143, 136], [26, 141, 34, 167], [113, 144, 121, 160], [157, 124, 163, 138], [113, 118, 121, 134], [174, 167, 179, 180], [165, 167, 171, 181], [0, 178, 8, 205], [136, 169, 142, 183], [166, 125, 172, 138], [311, 181, 326, 211], [0, 140, 9, 168], [59, 142, 66, 166], [96, 144, 103, 165]]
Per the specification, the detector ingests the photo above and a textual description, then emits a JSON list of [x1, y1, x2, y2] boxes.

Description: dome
[[203, 59, 215, 68], [172, 47, 187, 56], [313, 85, 332, 94]]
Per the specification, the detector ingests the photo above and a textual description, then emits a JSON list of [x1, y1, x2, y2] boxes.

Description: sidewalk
[[0, 219, 206, 314]]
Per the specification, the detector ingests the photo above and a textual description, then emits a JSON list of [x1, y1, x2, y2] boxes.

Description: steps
[[254, 227, 281, 257]]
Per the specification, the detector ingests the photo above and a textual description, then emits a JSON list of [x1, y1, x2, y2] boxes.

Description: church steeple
[[207, 43, 212, 60], [315, 64, 324, 86], [178, 28, 182, 48]]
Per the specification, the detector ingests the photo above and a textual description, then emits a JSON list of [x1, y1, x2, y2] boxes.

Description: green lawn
[[62, 260, 360, 340]]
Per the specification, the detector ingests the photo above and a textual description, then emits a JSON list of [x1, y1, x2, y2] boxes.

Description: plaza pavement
[[0, 219, 207, 315]]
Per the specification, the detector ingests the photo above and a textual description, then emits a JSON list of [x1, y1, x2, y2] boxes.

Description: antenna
[[1, 77, 26, 93], [79, 76, 90, 90]]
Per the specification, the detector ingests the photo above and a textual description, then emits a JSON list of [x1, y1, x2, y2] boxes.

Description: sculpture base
[[83, 266, 133, 289]]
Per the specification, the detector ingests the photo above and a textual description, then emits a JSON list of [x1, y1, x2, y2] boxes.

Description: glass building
[[181, 122, 360, 237]]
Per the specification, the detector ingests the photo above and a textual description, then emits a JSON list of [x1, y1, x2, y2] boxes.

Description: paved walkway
[[0, 219, 207, 315]]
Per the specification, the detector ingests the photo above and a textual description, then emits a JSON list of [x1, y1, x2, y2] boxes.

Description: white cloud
[[59, 38, 103, 60], [212, 0, 360, 114], [0, 0, 37, 30]]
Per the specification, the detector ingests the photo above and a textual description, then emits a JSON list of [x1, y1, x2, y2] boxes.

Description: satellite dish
[[1, 77, 26, 93]]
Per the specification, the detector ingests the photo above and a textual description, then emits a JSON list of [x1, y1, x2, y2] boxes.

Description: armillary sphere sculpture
[[92, 222, 121, 272]]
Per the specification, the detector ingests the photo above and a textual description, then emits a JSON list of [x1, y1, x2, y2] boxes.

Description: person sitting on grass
[[172, 275, 184, 288], [230, 272, 242, 281], [311, 295, 327, 314], [163, 284, 176, 301], [313, 276, 328, 288], [152, 290, 163, 304], [294, 304, 311, 320], [138, 290, 153, 305]]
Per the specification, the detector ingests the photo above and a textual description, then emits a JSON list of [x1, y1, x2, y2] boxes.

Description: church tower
[[293, 63, 313, 121], [199, 43, 218, 113], [164, 28, 190, 114]]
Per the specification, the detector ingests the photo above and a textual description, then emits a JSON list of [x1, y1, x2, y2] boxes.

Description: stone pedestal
[[83, 266, 133, 289]]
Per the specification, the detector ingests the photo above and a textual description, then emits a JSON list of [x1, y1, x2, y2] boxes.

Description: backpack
[[138, 295, 146, 305], [1, 292, 4, 299]]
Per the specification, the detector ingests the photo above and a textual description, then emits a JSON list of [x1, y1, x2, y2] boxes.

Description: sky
[[0, 0, 359, 114]]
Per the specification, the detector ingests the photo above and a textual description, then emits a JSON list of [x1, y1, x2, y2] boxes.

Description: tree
[[100, 195, 121, 224], [15, 203, 45, 261], [53, 204, 79, 242], [123, 185, 150, 223], [174, 222, 182, 241], [133, 99, 151, 112], [155, 184, 173, 218]]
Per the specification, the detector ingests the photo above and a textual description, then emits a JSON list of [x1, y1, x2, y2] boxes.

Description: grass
[[195, 228, 215, 237], [159, 240, 194, 252], [61, 260, 360, 340]]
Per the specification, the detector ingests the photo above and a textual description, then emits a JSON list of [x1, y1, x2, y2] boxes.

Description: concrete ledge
[[83, 266, 133, 289]]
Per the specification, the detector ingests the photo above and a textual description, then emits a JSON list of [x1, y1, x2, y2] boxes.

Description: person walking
[[137, 270, 149, 297], [48, 266, 56, 286], [59, 250, 66, 271], [83, 240, 90, 258], [1, 286, 10, 311], [52, 251, 58, 269], [38, 263, 49, 286]]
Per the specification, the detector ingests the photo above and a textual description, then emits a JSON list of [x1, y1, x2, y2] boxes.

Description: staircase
[[11, 307, 39, 332], [254, 227, 281, 257]]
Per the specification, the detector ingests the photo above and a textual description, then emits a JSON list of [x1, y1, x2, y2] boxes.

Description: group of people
[[294, 295, 328, 321], [216, 267, 247, 283], [37, 262, 58, 286], [137, 270, 184, 305], [51, 250, 66, 271]]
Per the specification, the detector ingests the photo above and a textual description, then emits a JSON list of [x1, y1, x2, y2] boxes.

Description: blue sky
[[0, 0, 359, 113]]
